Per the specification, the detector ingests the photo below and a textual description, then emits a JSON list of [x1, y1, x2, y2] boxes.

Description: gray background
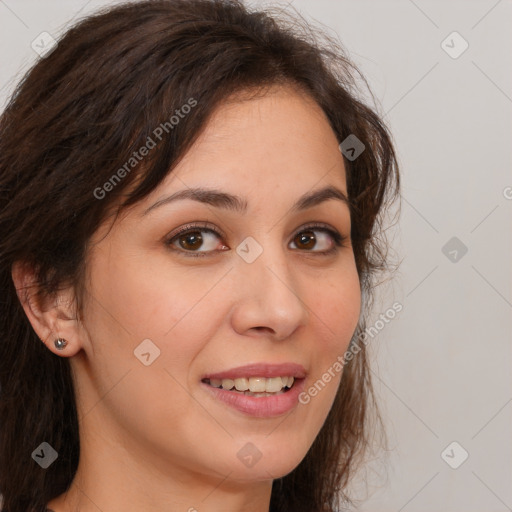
[[1, 1, 511, 511]]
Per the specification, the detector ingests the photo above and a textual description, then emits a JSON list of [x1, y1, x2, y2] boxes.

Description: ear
[[11, 260, 83, 357]]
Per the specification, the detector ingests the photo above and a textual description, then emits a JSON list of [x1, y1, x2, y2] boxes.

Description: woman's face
[[75, 85, 361, 483]]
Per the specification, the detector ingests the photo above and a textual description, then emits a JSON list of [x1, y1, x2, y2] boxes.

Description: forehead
[[159, 85, 347, 200]]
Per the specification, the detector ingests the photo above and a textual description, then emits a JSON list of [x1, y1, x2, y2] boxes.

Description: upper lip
[[202, 363, 307, 380]]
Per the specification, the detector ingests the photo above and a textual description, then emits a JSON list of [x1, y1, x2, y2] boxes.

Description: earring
[[54, 338, 68, 350]]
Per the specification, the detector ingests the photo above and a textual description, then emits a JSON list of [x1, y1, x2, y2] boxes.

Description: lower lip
[[201, 379, 306, 418]]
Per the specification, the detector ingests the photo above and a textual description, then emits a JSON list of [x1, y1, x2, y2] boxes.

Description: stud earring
[[54, 338, 68, 350]]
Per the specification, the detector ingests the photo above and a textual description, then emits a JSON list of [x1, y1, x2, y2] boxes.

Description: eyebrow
[[142, 184, 350, 216]]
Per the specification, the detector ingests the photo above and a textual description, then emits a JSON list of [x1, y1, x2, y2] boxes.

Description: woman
[[0, 1, 400, 511]]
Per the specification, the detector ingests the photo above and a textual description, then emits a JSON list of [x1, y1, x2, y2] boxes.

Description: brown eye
[[166, 224, 227, 258], [177, 231, 204, 251], [290, 226, 343, 254], [294, 230, 316, 250]]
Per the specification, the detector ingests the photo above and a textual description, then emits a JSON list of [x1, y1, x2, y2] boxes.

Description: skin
[[13, 84, 361, 512]]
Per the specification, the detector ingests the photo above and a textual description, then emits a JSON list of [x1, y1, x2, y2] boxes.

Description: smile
[[202, 376, 295, 396], [201, 377, 306, 417]]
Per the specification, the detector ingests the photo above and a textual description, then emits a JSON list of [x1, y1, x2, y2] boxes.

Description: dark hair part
[[0, 1, 400, 511]]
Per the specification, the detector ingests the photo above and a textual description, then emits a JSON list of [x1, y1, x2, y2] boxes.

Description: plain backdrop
[[0, 1, 511, 511]]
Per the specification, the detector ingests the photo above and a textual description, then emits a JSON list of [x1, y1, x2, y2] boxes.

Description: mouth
[[201, 375, 298, 397], [200, 363, 307, 417]]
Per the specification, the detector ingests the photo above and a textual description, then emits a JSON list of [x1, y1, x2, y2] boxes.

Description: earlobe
[[11, 260, 82, 357]]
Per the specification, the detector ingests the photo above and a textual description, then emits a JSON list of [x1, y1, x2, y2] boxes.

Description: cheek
[[86, 244, 225, 345], [297, 268, 361, 426], [309, 266, 361, 353], [79, 251, 234, 473], [80, 245, 231, 427]]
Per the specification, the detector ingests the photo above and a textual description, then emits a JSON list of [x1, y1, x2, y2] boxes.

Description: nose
[[228, 240, 309, 340]]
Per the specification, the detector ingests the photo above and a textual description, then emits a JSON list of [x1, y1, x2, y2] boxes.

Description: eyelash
[[164, 221, 347, 258]]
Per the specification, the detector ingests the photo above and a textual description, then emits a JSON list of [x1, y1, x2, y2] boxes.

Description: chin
[[226, 460, 302, 482], [214, 440, 310, 482]]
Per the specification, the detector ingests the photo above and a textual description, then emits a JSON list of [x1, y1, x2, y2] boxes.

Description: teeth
[[221, 378, 235, 390], [208, 376, 295, 393], [265, 377, 283, 393], [234, 377, 249, 391], [248, 377, 266, 392]]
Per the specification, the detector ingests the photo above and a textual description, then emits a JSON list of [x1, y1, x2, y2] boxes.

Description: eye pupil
[[180, 231, 203, 250], [296, 230, 316, 249]]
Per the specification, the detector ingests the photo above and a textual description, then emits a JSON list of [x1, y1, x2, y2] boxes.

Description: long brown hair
[[0, 1, 400, 511]]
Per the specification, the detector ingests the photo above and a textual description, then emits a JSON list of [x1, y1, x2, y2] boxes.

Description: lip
[[201, 377, 306, 418], [201, 362, 307, 380]]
